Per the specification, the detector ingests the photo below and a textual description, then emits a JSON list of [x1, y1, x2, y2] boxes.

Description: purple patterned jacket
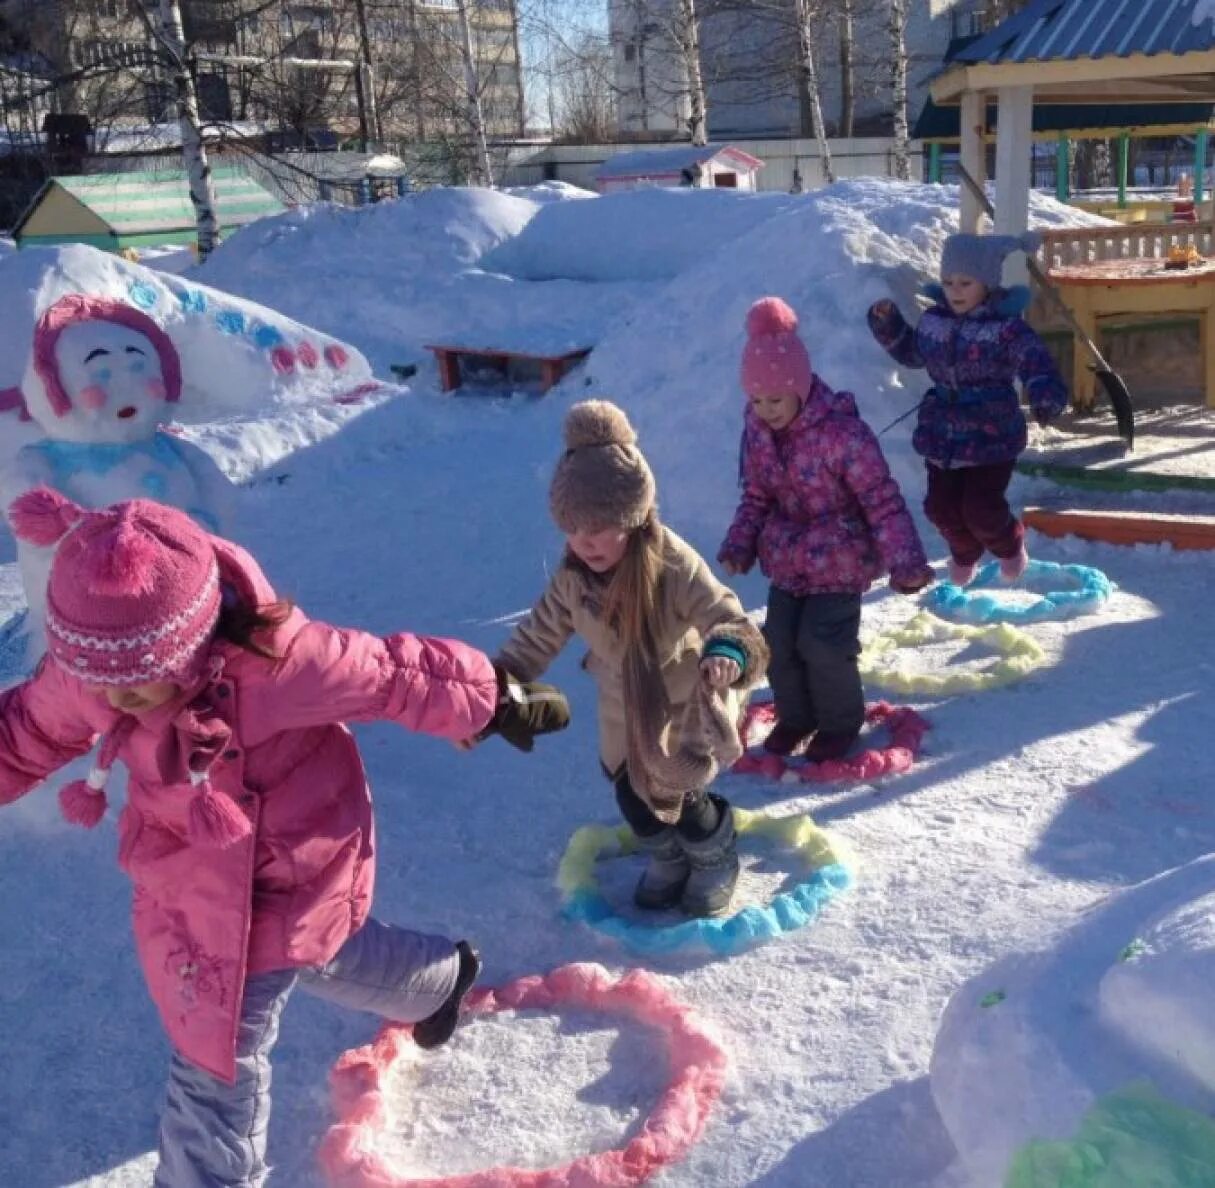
[[867, 285, 1068, 467], [718, 376, 929, 596]]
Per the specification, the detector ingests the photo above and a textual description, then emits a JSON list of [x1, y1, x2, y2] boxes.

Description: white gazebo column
[[994, 84, 1035, 285], [959, 89, 986, 233]]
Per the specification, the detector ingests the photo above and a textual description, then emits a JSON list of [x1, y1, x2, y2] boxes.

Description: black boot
[[633, 827, 691, 910], [414, 941, 481, 1050], [678, 797, 740, 918]]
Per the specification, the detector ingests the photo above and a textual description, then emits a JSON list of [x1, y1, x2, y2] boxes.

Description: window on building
[[197, 73, 232, 121], [624, 43, 636, 62], [144, 80, 173, 122]]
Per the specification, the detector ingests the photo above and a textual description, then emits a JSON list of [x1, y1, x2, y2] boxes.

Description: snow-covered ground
[[1, 179, 1212, 1187]]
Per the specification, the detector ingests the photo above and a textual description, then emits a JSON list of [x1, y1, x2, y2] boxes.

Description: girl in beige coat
[[495, 401, 768, 918]]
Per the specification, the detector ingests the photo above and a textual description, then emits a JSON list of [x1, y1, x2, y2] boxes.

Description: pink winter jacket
[[0, 537, 497, 1084], [719, 377, 928, 596]]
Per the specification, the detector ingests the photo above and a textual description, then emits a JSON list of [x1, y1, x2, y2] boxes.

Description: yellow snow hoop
[[859, 611, 1047, 695]]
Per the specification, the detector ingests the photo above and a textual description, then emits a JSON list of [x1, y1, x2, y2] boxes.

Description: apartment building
[[0, 0, 523, 144], [611, 0, 990, 139]]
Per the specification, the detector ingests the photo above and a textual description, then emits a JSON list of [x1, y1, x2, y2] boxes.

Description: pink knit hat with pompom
[[8, 489, 250, 849], [740, 297, 814, 401], [11, 488, 221, 686]]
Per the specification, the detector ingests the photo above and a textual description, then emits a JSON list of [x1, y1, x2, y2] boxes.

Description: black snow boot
[[414, 941, 481, 1050], [678, 797, 740, 918], [633, 828, 692, 911]]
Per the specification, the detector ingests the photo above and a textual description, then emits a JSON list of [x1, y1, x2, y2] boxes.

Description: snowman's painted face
[[51, 321, 169, 443]]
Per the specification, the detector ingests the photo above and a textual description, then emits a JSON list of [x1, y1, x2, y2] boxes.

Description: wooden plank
[[1017, 460, 1215, 495], [1024, 506, 1215, 550], [423, 344, 590, 364]]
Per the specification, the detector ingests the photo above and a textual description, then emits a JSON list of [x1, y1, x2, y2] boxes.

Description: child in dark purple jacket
[[718, 298, 932, 761], [867, 231, 1068, 585]]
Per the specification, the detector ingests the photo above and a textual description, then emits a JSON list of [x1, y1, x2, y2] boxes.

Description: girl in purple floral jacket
[[868, 231, 1068, 586], [718, 298, 931, 762]]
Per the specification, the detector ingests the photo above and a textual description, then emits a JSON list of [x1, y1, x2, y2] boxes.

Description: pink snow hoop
[[319, 963, 728, 1188], [732, 700, 930, 784]]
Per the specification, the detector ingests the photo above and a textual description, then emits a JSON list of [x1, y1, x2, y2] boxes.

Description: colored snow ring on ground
[[732, 700, 929, 784], [318, 962, 728, 1188], [558, 809, 852, 956], [926, 559, 1113, 625], [859, 611, 1046, 695]]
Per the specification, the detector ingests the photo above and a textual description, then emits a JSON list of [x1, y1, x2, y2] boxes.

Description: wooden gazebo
[[930, 0, 1215, 241]]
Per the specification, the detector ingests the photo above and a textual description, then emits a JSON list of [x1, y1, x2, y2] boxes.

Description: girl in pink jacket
[[719, 298, 932, 762], [0, 488, 565, 1188]]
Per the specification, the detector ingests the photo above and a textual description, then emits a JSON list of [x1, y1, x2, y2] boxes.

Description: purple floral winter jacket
[[868, 285, 1068, 467], [718, 376, 929, 596]]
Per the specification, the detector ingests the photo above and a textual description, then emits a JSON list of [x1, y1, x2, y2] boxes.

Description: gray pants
[[153, 918, 460, 1188], [763, 587, 864, 737]]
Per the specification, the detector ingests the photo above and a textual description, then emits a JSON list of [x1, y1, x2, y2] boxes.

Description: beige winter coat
[[496, 525, 767, 815]]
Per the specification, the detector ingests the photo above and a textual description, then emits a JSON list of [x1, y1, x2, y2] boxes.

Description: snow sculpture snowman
[[2, 294, 234, 664]]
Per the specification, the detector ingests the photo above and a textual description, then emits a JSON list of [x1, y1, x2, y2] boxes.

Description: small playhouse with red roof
[[594, 144, 764, 194]]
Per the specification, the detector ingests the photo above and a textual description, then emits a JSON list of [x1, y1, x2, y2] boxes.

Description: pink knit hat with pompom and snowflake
[[7, 488, 250, 849], [11, 488, 221, 685], [740, 297, 814, 401]]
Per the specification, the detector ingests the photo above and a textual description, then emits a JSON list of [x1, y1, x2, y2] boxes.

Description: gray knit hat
[[940, 231, 1042, 290], [549, 400, 656, 534]]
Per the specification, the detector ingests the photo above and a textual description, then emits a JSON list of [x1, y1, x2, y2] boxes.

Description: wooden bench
[[425, 344, 591, 394], [1024, 506, 1215, 551]]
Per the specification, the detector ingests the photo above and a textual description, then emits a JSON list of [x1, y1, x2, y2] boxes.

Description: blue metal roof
[[954, 0, 1215, 66]]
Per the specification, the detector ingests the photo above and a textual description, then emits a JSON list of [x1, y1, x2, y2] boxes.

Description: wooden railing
[[1038, 222, 1215, 269]]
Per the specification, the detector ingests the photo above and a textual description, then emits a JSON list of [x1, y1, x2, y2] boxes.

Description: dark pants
[[614, 770, 720, 842], [924, 461, 1023, 564], [763, 587, 864, 738]]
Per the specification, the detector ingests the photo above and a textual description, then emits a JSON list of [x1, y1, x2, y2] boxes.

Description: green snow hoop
[[859, 611, 1047, 695], [557, 808, 853, 956]]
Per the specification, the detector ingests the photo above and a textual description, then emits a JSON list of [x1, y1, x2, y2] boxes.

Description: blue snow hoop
[[558, 809, 853, 957], [925, 559, 1113, 626]]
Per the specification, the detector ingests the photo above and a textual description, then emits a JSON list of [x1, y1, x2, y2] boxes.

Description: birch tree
[[453, 0, 493, 184], [794, 0, 834, 182], [155, 0, 220, 258], [674, 0, 708, 144], [835, 0, 854, 138], [889, 0, 910, 180]]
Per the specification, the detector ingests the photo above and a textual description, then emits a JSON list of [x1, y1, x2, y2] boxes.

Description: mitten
[[889, 566, 934, 596], [480, 664, 571, 752]]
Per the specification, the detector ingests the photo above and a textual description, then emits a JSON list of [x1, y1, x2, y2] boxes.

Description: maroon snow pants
[[924, 460, 1024, 565]]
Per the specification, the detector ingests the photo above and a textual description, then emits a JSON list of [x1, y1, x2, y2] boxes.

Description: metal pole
[[1117, 132, 1129, 209], [1196, 129, 1209, 206], [1056, 135, 1069, 202]]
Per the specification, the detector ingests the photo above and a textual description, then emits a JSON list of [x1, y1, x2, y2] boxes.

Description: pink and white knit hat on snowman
[[8, 489, 250, 848], [740, 297, 814, 401]]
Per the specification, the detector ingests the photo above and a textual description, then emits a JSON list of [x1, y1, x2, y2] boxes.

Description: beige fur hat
[[549, 400, 656, 534]]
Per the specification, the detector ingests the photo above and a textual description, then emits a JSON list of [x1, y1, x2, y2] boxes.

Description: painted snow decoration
[[319, 963, 728, 1187], [931, 854, 1215, 1185], [558, 808, 852, 956], [0, 245, 384, 668], [859, 611, 1047, 695], [1194, 0, 1215, 28], [0, 244, 380, 440], [926, 559, 1113, 626], [733, 699, 930, 784]]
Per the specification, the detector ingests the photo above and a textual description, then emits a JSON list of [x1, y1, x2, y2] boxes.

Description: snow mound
[[193, 187, 648, 371], [200, 186, 540, 294], [481, 188, 804, 282], [500, 180, 597, 204], [577, 178, 1109, 545], [931, 854, 1215, 1185]]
